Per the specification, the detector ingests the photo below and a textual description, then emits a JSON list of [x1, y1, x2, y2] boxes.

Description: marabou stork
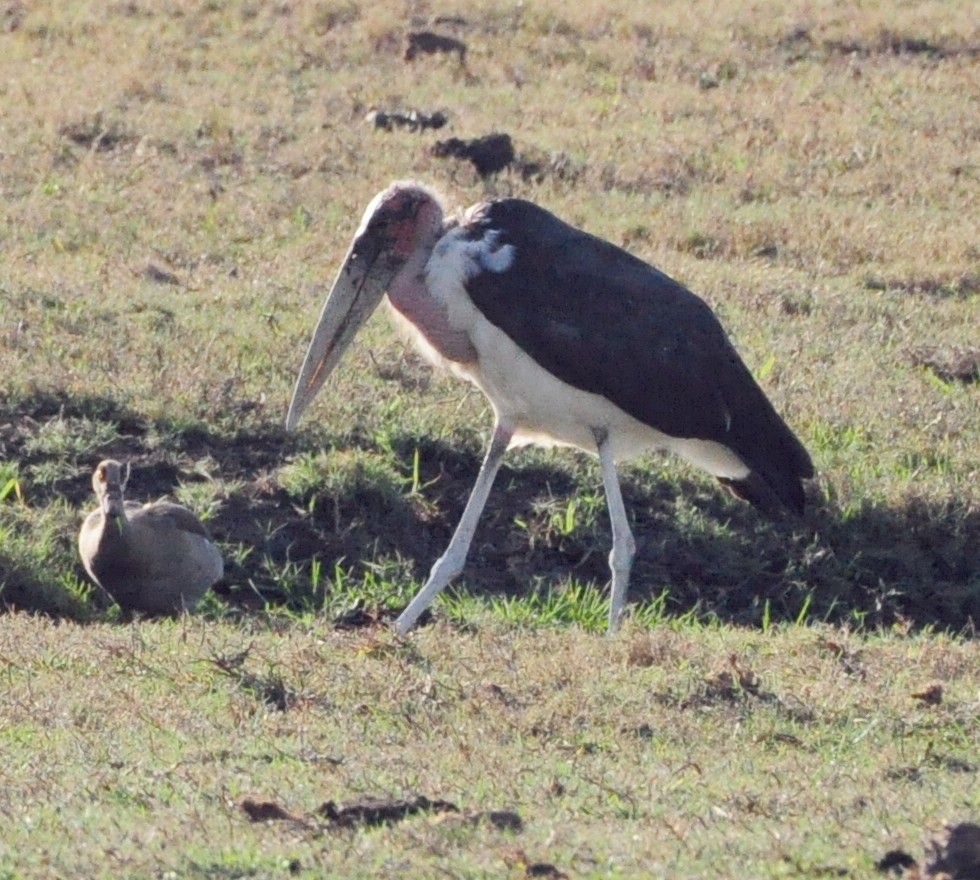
[[78, 460, 223, 615], [286, 182, 813, 634]]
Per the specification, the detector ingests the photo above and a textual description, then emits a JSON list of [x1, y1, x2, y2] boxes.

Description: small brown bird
[[78, 459, 223, 615]]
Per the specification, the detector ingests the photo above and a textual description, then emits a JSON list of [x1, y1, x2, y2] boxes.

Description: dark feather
[[463, 198, 814, 513]]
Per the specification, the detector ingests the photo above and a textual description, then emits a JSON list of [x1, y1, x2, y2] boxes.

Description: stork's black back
[[462, 198, 814, 514]]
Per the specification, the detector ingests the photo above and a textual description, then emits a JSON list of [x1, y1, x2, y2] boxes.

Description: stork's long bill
[[285, 238, 389, 431]]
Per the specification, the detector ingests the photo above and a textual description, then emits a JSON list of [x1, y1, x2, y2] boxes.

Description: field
[[0, 0, 978, 877]]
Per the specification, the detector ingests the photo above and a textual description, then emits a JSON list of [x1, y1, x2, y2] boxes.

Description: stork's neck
[[389, 230, 441, 298], [387, 220, 478, 365], [385, 196, 444, 310]]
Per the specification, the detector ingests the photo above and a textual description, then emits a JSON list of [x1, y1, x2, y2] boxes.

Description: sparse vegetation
[[0, 0, 977, 877]]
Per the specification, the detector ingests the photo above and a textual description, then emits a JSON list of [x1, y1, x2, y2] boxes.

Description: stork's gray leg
[[594, 428, 635, 633], [394, 422, 513, 635]]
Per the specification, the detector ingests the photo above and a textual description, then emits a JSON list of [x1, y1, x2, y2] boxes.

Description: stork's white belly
[[392, 241, 751, 480], [469, 315, 749, 480]]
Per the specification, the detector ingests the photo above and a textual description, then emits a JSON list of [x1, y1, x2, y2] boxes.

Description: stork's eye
[[391, 202, 414, 222], [383, 193, 420, 224]]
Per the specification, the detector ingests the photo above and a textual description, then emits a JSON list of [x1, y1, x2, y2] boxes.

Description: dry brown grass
[[0, 612, 977, 878]]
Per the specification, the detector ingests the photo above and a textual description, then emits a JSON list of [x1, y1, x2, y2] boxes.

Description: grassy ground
[[0, 0, 978, 876], [1, 614, 977, 878]]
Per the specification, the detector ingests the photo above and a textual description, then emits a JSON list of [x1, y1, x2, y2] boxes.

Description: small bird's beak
[[96, 466, 127, 518], [286, 232, 390, 431], [100, 490, 122, 518]]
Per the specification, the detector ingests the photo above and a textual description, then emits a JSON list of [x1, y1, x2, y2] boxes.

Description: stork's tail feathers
[[719, 422, 814, 517], [718, 471, 804, 517]]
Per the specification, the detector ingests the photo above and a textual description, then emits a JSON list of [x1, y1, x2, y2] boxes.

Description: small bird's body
[[287, 182, 813, 634], [78, 460, 223, 615]]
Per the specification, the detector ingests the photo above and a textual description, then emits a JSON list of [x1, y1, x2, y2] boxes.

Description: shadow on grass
[[1, 389, 977, 630]]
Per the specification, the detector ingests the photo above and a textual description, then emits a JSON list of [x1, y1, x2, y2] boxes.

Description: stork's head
[[92, 459, 129, 518], [285, 181, 446, 431]]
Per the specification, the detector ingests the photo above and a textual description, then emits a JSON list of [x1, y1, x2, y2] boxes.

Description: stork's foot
[[594, 429, 636, 635], [394, 554, 465, 635], [607, 598, 628, 633], [607, 544, 635, 634]]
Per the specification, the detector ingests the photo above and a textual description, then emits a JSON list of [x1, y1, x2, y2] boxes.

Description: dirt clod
[[911, 683, 944, 706], [317, 795, 459, 829], [431, 133, 515, 178], [240, 799, 301, 823], [928, 823, 980, 879]]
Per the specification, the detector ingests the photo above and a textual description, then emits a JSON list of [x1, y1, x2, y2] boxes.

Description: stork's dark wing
[[463, 198, 813, 513]]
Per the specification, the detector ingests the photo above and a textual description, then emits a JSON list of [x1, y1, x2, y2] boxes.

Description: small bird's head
[[92, 459, 129, 518]]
